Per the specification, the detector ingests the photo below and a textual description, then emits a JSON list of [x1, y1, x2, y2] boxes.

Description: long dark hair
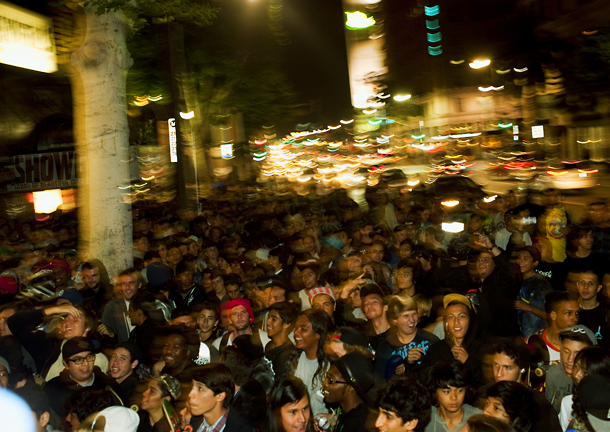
[[300, 309, 334, 387], [268, 377, 312, 432]]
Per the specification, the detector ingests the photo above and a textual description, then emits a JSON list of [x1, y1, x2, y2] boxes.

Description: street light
[[469, 59, 491, 69], [393, 94, 412, 102]]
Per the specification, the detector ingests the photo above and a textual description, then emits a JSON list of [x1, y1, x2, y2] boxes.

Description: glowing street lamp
[[345, 11, 376, 30], [469, 59, 491, 69]]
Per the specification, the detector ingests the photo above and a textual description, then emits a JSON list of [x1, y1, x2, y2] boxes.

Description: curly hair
[[485, 381, 537, 432], [377, 376, 431, 432], [64, 388, 114, 422], [427, 360, 477, 407]]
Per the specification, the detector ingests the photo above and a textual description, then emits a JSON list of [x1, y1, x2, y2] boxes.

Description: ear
[[597, 284, 603, 294], [533, 260, 539, 268], [131, 359, 139, 370], [83, 327, 91, 337], [404, 418, 419, 432], [216, 391, 226, 404], [63, 361, 68, 369], [550, 311, 557, 321], [39, 412, 50, 429]]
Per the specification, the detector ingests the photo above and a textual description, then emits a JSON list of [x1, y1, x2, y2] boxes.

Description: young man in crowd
[[101, 268, 142, 342], [108, 342, 141, 404], [265, 301, 300, 378], [573, 268, 609, 346], [375, 375, 432, 432]]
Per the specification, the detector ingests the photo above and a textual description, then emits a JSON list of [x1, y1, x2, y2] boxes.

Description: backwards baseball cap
[[443, 293, 472, 310], [559, 324, 598, 346], [307, 286, 335, 303], [92, 406, 140, 432], [226, 298, 254, 325], [578, 374, 610, 425], [62, 337, 95, 359], [58, 289, 84, 305], [333, 351, 375, 404]]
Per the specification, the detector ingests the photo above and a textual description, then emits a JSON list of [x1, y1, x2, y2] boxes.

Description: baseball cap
[[92, 406, 140, 432], [443, 293, 472, 310], [578, 374, 610, 425], [58, 289, 84, 305], [62, 337, 95, 359], [559, 324, 598, 346]]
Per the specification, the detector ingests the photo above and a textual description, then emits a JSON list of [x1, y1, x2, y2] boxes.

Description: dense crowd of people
[[0, 185, 610, 432]]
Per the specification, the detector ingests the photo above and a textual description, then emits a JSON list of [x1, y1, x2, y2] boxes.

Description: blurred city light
[[393, 94, 412, 102], [469, 59, 491, 69], [180, 111, 195, 119], [345, 12, 375, 30], [33, 189, 63, 214]]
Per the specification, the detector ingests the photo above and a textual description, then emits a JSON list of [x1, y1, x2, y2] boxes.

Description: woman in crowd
[[138, 374, 181, 432], [268, 377, 313, 432]]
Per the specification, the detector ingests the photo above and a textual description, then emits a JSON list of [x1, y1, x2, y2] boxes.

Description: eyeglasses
[[477, 257, 493, 263], [67, 354, 95, 365], [325, 374, 347, 385]]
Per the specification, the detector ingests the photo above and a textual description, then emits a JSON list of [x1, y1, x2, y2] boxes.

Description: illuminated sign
[[221, 144, 233, 159], [7, 151, 85, 192], [168, 118, 177, 162], [0, 1, 57, 73], [532, 125, 544, 139]]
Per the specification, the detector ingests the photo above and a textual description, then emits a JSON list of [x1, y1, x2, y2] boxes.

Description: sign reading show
[[7, 151, 85, 192]]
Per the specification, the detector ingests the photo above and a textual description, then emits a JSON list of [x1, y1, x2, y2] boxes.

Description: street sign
[[168, 118, 177, 162]]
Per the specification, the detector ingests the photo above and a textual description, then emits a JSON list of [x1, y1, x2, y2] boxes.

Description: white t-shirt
[[212, 328, 269, 351], [294, 351, 328, 416], [559, 394, 573, 431]]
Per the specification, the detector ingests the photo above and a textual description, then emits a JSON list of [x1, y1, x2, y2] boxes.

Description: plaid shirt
[[196, 408, 229, 432]]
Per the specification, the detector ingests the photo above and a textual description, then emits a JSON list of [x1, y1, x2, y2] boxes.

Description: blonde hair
[[387, 294, 418, 322], [412, 294, 432, 319]]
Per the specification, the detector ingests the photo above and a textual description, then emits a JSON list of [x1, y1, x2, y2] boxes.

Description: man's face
[[64, 351, 94, 384], [362, 294, 386, 321], [266, 286, 286, 308], [60, 313, 90, 340], [301, 269, 318, 290], [394, 309, 418, 337], [109, 347, 136, 382], [303, 237, 315, 252], [266, 310, 286, 339], [560, 339, 588, 376], [578, 231, 594, 251], [117, 274, 139, 300], [83, 267, 100, 290], [552, 300, 579, 330], [444, 304, 469, 341], [375, 408, 414, 432], [205, 246, 219, 261], [226, 284, 242, 300], [178, 271, 194, 288], [212, 277, 225, 294], [188, 380, 222, 416], [588, 204, 608, 224], [171, 315, 196, 327], [436, 386, 465, 414], [168, 248, 182, 265], [136, 237, 149, 254], [198, 309, 218, 334], [53, 267, 70, 287], [162, 334, 189, 369], [312, 294, 335, 318], [544, 190, 561, 207], [396, 267, 414, 290], [399, 243, 412, 259], [294, 315, 320, 352], [394, 230, 407, 244], [516, 251, 537, 276], [483, 397, 511, 423], [369, 244, 384, 263], [347, 256, 362, 272], [476, 253, 495, 279], [492, 353, 521, 382], [229, 305, 250, 331], [321, 365, 348, 404], [0, 308, 15, 337], [577, 273, 602, 302]]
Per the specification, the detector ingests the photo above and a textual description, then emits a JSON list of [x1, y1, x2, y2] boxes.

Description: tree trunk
[[70, 6, 133, 278]]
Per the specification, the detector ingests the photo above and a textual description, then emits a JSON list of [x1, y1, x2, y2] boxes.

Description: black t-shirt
[[578, 303, 610, 347]]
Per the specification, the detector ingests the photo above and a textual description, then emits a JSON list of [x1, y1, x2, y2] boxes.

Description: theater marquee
[[0, 1, 57, 73]]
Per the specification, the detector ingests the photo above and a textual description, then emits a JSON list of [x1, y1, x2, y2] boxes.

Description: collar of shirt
[[198, 408, 229, 432]]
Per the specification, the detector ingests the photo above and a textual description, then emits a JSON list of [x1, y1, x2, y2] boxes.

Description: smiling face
[[301, 269, 318, 290], [394, 309, 418, 338], [515, 251, 537, 277], [294, 315, 320, 353], [83, 267, 100, 290], [266, 310, 286, 339], [109, 347, 137, 383], [444, 304, 470, 342], [117, 274, 140, 300], [280, 395, 310, 432], [436, 386, 465, 414], [163, 334, 189, 369], [322, 365, 348, 404], [60, 313, 90, 340], [476, 253, 495, 279], [198, 309, 218, 334], [64, 351, 94, 385], [375, 408, 415, 432], [369, 244, 384, 263]]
